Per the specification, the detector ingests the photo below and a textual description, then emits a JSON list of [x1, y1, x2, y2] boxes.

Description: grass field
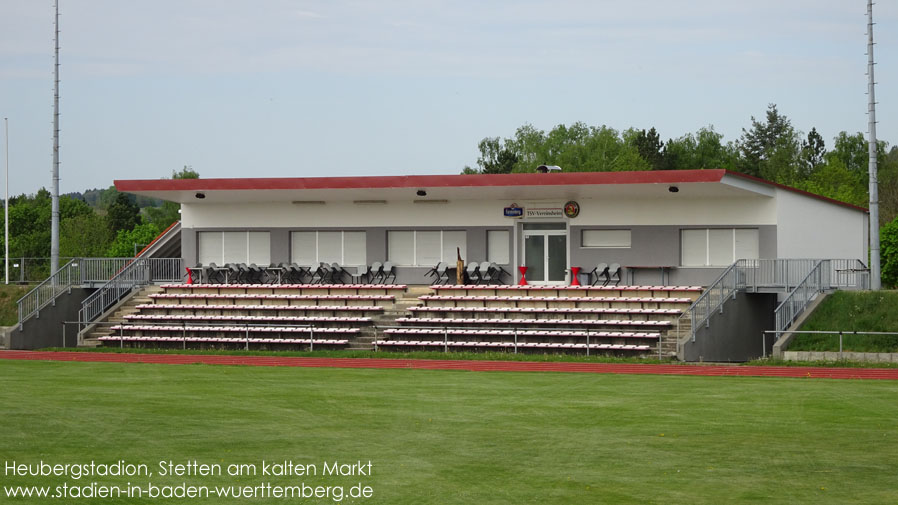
[[792, 290, 898, 352], [1, 360, 897, 504]]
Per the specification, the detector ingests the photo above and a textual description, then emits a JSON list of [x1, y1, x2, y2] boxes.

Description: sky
[[1, 0, 897, 196]]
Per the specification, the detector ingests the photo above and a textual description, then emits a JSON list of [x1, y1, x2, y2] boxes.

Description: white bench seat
[[149, 293, 394, 304], [374, 339, 651, 352], [109, 324, 359, 334], [396, 317, 672, 327], [135, 303, 383, 313], [408, 306, 680, 318], [161, 283, 407, 295], [382, 328, 659, 339], [99, 335, 349, 345], [419, 294, 692, 307], [430, 285, 703, 298], [124, 314, 371, 324]]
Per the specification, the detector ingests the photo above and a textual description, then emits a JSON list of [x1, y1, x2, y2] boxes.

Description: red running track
[[2, 350, 897, 380]]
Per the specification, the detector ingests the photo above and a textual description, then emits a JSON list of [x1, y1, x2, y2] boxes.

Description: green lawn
[[0, 284, 31, 326], [1, 360, 896, 504], [792, 290, 898, 352]]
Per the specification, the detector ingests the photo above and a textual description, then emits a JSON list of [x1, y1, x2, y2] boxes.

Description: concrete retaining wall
[[783, 351, 898, 363]]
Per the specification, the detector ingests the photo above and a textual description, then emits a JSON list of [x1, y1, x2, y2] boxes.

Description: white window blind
[[291, 231, 367, 266], [681, 229, 759, 267], [388, 230, 468, 266], [582, 229, 631, 248], [198, 231, 271, 265], [487, 230, 510, 264]]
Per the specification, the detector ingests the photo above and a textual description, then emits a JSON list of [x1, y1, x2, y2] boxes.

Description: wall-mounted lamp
[[668, 186, 679, 193], [195, 192, 206, 199], [416, 190, 427, 197]]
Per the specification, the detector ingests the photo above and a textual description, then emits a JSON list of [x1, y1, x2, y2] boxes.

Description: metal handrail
[[78, 258, 184, 330], [16, 258, 78, 328], [774, 260, 827, 334], [678, 258, 868, 343], [678, 260, 741, 342]]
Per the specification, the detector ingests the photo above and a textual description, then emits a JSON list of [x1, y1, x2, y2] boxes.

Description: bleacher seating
[[99, 280, 699, 356], [373, 284, 699, 356], [100, 283, 403, 351]]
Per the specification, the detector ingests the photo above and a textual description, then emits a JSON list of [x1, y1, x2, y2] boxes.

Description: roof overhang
[[114, 169, 867, 212]]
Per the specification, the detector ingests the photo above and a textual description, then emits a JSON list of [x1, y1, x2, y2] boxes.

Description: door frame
[[520, 223, 569, 285]]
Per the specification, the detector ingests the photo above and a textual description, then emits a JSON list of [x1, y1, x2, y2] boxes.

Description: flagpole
[[4, 117, 8, 285]]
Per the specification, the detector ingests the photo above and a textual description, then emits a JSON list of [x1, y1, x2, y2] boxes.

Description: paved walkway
[[2, 350, 897, 380]]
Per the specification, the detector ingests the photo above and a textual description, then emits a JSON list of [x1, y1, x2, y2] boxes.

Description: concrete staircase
[[81, 285, 165, 347], [351, 286, 429, 350]]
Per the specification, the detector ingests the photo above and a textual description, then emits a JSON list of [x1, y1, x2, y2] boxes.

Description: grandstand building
[[116, 169, 868, 286]]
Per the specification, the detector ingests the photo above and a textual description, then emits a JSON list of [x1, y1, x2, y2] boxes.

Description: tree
[[60, 213, 112, 257], [632, 127, 664, 170], [173, 165, 199, 179], [738, 104, 800, 183], [799, 127, 826, 178], [881, 216, 898, 288], [145, 166, 200, 229], [106, 222, 162, 257], [661, 126, 738, 171], [106, 192, 141, 234], [470, 138, 518, 174]]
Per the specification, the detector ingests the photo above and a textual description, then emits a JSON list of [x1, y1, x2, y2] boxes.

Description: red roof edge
[[135, 220, 180, 258], [723, 170, 869, 213], [114, 169, 727, 192]]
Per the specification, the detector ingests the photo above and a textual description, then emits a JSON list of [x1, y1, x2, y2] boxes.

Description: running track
[[2, 350, 897, 380]]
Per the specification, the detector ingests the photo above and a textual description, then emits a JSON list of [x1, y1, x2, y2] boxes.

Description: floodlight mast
[[50, 0, 60, 275], [867, 0, 881, 290]]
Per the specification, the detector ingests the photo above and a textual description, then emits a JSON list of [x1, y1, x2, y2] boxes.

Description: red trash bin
[[570, 266, 581, 286]]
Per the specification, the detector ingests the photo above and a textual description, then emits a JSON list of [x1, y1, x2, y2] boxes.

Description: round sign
[[564, 201, 580, 218]]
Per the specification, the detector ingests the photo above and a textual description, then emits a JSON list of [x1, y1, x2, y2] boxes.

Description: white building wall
[[181, 195, 777, 229], [775, 189, 868, 259]]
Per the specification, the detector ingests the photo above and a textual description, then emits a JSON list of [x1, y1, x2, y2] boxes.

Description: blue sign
[[504, 206, 524, 218]]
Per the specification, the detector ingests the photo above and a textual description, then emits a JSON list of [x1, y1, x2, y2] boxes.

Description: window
[[582, 229, 631, 248], [681, 228, 759, 266], [487, 230, 510, 264], [198, 231, 270, 265], [291, 231, 367, 266], [388, 230, 468, 266]]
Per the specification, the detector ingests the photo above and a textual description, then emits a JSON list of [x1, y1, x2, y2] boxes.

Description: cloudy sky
[[1, 1, 896, 195]]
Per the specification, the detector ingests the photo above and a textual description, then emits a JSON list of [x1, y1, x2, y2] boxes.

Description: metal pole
[[839, 331, 843, 360], [867, 0, 881, 290], [4, 117, 8, 285], [50, 0, 61, 275]]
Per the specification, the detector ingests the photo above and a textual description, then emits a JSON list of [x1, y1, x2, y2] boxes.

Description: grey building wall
[[182, 223, 774, 287], [570, 225, 777, 286], [680, 292, 778, 362], [183, 226, 514, 285], [11, 288, 91, 349]]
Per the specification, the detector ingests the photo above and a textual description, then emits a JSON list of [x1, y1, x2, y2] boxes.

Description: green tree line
[[0, 167, 197, 280], [463, 104, 898, 286]]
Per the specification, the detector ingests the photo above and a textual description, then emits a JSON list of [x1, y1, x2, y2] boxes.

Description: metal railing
[[679, 258, 870, 343], [773, 260, 827, 333], [372, 324, 663, 357], [16, 258, 79, 327], [81, 320, 324, 351], [78, 258, 184, 330], [763, 330, 898, 359]]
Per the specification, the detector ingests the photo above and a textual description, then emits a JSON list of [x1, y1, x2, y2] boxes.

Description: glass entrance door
[[523, 226, 567, 284]]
